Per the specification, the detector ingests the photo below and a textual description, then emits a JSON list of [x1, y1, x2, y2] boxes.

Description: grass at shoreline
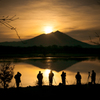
[[0, 84, 100, 99]]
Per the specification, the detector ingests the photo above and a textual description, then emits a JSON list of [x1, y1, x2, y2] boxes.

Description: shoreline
[[0, 53, 100, 59], [0, 84, 99, 99], [0, 55, 99, 59]]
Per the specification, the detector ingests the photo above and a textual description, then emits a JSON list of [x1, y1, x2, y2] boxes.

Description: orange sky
[[0, 0, 100, 44]]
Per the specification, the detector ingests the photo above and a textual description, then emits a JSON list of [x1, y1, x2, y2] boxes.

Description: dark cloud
[[65, 29, 100, 44], [0, 31, 19, 42], [0, 0, 45, 15], [55, 0, 98, 6], [0, 38, 19, 42]]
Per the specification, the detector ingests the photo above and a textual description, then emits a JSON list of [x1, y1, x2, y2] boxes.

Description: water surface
[[0, 57, 100, 88]]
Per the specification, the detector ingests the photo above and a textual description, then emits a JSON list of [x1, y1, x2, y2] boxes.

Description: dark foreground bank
[[0, 84, 100, 99]]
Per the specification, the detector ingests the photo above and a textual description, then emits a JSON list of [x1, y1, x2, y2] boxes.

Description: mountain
[[0, 31, 99, 48]]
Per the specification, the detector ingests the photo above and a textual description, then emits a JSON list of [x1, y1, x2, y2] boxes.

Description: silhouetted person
[[61, 71, 66, 85], [37, 71, 43, 86], [75, 72, 81, 85], [49, 70, 54, 86], [88, 72, 91, 83], [14, 72, 22, 88], [91, 70, 96, 84]]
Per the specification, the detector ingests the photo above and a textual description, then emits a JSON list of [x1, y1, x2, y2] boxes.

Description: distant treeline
[[0, 45, 100, 58]]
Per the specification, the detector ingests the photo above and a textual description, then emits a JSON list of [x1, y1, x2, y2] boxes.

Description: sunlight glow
[[44, 69, 51, 77], [44, 26, 53, 34]]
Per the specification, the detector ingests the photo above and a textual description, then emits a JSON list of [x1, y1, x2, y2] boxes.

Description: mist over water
[[0, 57, 100, 88]]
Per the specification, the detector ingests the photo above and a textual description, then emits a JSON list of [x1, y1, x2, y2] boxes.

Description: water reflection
[[22, 57, 86, 72], [0, 57, 100, 88], [64, 59, 100, 84], [44, 69, 51, 77]]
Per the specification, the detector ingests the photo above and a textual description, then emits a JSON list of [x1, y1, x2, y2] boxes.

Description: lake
[[0, 57, 100, 88]]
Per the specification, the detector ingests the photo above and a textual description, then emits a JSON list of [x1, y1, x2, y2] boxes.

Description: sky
[[0, 0, 100, 44]]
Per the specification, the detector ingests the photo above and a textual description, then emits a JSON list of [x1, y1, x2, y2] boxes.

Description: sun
[[44, 26, 53, 34]]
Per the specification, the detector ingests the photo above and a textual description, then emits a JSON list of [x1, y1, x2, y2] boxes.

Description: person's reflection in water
[[75, 72, 82, 85], [49, 70, 54, 86], [14, 72, 22, 88], [88, 72, 91, 83], [37, 71, 43, 86], [61, 71, 66, 85]]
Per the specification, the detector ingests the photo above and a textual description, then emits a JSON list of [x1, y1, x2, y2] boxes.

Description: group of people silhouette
[[37, 70, 67, 86], [37, 70, 54, 86], [75, 70, 96, 85], [14, 70, 96, 88]]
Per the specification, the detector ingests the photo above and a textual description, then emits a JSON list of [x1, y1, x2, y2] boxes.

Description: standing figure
[[37, 71, 43, 86], [75, 72, 82, 85], [61, 71, 66, 85], [91, 70, 96, 84], [14, 72, 22, 88], [49, 70, 54, 86], [87, 72, 91, 83]]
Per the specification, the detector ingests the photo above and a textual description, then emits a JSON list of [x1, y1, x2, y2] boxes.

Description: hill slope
[[0, 31, 98, 48]]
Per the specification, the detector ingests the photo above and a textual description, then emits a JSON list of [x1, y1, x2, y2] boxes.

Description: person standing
[[49, 70, 54, 86], [61, 71, 66, 85], [75, 72, 82, 85], [87, 72, 91, 83], [37, 71, 43, 86], [91, 70, 96, 84], [14, 72, 22, 88]]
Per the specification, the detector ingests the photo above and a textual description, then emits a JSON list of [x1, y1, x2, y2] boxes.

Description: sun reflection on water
[[1, 57, 100, 88], [44, 69, 51, 77]]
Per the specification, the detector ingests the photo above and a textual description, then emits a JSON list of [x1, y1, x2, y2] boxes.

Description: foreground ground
[[0, 84, 100, 99]]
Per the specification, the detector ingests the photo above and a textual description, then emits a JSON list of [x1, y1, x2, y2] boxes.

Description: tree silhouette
[[89, 0, 100, 45], [0, 15, 26, 44], [0, 62, 14, 89], [89, 32, 100, 45]]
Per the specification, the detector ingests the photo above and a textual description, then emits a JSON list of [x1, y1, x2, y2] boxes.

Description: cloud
[[0, 0, 100, 42], [0, 30, 19, 42], [65, 29, 100, 44], [55, 0, 99, 6]]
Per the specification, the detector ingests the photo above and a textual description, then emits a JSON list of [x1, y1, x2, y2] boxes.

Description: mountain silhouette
[[0, 31, 98, 48]]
